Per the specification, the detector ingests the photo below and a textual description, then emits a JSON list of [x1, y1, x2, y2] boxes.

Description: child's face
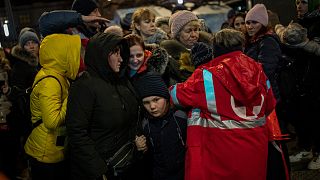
[[142, 96, 168, 118]]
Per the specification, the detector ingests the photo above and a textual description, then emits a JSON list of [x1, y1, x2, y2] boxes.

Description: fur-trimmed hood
[[275, 23, 320, 56], [132, 28, 169, 45], [147, 47, 169, 75], [11, 45, 38, 67]]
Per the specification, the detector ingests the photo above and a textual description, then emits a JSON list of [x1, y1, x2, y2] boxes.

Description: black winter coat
[[245, 34, 282, 100], [6, 45, 38, 136], [142, 110, 187, 180], [280, 43, 320, 100], [66, 33, 140, 180]]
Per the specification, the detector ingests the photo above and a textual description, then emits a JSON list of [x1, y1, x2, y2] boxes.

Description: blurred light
[[0, 42, 2, 48], [3, 24, 9, 37], [107, 0, 111, 1], [184, 2, 195, 8], [4, 20, 8, 24], [178, 0, 183, 5]]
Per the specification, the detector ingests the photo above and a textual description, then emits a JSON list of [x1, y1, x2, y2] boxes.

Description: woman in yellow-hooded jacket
[[24, 34, 80, 180]]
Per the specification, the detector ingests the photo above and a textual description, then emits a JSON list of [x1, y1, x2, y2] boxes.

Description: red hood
[[137, 50, 152, 74], [202, 51, 267, 104]]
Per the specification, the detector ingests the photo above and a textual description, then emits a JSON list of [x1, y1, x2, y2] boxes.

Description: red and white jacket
[[170, 51, 276, 180]]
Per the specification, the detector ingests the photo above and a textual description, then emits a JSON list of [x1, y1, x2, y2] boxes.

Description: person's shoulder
[[174, 110, 188, 120], [260, 34, 280, 45]]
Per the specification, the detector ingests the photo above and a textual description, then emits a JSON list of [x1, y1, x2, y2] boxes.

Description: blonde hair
[[213, 29, 245, 49], [104, 25, 124, 37], [131, 8, 156, 34]]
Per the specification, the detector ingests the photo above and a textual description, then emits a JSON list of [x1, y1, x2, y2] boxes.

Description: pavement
[[288, 140, 320, 180]]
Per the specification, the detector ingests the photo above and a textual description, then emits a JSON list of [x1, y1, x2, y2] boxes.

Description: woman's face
[[24, 40, 39, 56], [178, 21, 200, 49], [135, 16, 156, 37], [245, 20, 263, 37], [142, 96, 168, 118], [234, 16, 246, 34], [129, 45, 144, 71], [107, 49, 123, 73], [296, 0, 308, 18]]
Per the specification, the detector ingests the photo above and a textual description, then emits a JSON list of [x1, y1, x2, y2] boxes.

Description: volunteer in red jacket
[[170, 29, 276, 180]]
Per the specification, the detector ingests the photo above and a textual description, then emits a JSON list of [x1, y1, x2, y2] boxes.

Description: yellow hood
[[39, 34, 81, 80]]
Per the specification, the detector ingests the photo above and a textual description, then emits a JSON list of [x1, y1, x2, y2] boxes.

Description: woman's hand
[[135, 135, 148, 152]]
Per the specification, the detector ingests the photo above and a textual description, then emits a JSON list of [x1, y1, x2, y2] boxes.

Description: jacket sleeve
[[38, 78, 66, 130], [169, 69, 206, 109], [39, 10, 83, 38], [66, 82, 108, 179], [257, 37, 281, 79]]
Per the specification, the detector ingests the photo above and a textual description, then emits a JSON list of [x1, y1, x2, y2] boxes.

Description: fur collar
[[11, 45, 38, 67], [291, 40, 320, 56]]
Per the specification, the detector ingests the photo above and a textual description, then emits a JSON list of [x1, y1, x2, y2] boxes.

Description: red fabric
[[137, 50, 152, 74], [267, 109, 289, 141], [77, 38, 89, 74], [171, 51, 276, 180]]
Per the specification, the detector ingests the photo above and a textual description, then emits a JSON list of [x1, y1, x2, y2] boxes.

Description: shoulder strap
[[31, 75, 63, 129]]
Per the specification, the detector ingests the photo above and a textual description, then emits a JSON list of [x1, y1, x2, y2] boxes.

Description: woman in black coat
[[244, 4, 289, 180], [66, 32, 145, 180]]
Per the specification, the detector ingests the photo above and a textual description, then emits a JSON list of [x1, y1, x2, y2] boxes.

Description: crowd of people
[[0, 0, 320, 179]]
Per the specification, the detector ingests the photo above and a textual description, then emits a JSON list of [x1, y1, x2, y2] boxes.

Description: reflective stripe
[[170, 85, 180, 106], [188, 110, 266, 129], [266, 80, 271, 90], [202, 70, 219, 120]]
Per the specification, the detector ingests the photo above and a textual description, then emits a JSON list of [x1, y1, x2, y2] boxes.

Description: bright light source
[[178, 0, 183, 5], [4, 20, 8, 24], [3, 24, 9, 37], [107, 0, 111, 1], [0, 42, 2, 48]]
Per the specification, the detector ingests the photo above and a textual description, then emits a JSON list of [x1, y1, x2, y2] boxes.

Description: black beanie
[[134, 74, 170, 100], [191, 42, 213, 67], [71, 0, 98, 16], [120, 12, 133, 31]]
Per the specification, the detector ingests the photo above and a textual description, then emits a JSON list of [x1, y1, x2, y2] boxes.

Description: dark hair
[[109, 45, 121, 55], [232, 12, 246, 28], [123, 34, 145, 50], [252, 25, 271, 40]]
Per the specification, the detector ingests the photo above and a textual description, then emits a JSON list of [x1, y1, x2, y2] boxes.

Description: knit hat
[[120, 12, 133, 31], [18, 27, 36, 39], [245, 4, 269, 27], [71, 0, 98, 16], [134, 73, 170, 100], [169, 10, 199, 38], [19, 31, 40, 47], [191, 42, 213, 67]]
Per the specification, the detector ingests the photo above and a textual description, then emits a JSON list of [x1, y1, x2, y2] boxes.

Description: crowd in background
[[0, 0, 320, 179]]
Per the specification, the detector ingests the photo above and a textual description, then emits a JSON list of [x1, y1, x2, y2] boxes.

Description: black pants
[[29, 158, 68, 180], [0, 132, 20, 179], [288, 95, 320, 152], [267, 141, 290, 180]]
